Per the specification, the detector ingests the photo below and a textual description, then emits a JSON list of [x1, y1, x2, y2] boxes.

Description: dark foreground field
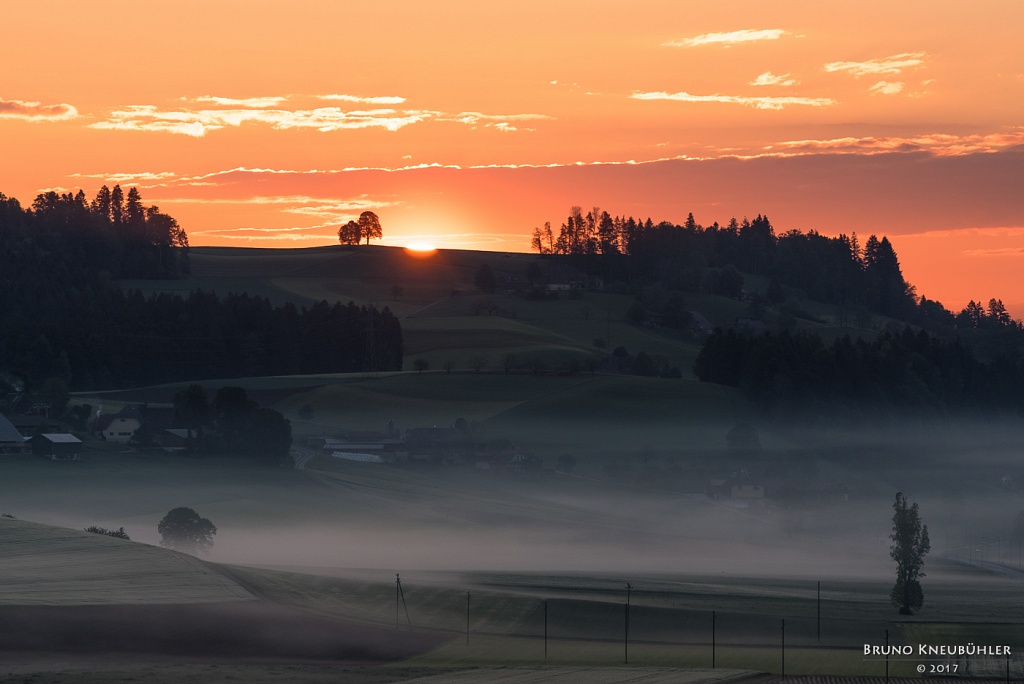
[[0, 602, 443, 661]]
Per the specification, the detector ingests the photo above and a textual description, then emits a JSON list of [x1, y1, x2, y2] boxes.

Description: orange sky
[[2, 1, 1023, 314]]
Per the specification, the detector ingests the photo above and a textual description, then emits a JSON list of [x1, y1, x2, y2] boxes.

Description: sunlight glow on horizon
[[2, 1, 1022, 307], [404, 241, 437, 254]]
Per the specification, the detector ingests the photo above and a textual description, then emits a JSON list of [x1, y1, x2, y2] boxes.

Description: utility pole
[[544, 600, 548, 659], [712, 610, 716, 668], [395, 573, 411, 630], [781, 619, 785, 678], [624, 583, 631, 664]]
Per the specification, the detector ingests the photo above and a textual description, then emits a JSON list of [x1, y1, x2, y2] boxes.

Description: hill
[[0, 516, 251, 605], [115, 243, 877, 395]]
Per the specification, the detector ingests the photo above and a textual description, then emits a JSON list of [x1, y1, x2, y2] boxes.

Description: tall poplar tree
[[890, 492, 930, 615]]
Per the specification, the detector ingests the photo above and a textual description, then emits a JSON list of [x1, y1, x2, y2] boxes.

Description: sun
[[404, 241, 437, 255]]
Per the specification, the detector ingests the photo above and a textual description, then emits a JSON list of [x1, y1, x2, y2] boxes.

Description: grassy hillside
[[3, 513, 1023, 677], [123, 244, 870, 373], [0, 517, 252, 604], [109, 244, 900, 444]]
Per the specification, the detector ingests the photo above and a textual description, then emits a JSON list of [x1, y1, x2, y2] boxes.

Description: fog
[[7, 415, 1022, 586]]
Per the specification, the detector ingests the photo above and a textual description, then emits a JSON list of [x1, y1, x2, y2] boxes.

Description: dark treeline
[[534, 205, 1024, 416], [0, 188, 403, 396], [532, 206, 1018, 333], [2, 185, 190, 279], [695, 327, 1022, 417], [174, 385, 292, 464]]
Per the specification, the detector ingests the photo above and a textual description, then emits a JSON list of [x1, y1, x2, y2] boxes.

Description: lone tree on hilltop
[[358, 211, 382, 245], [890, 492, 930, 615], [157, 507, 217, 554]]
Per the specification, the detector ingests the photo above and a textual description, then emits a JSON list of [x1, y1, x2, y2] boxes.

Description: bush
[[85, 526, 130, 540]]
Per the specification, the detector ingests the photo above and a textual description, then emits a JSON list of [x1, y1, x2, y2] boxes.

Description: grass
[[0, 517, 252, 605], [211, 562, 1024, 676], [114, 245, 747, 375], [271, 370, 748, 454], [3, 506, 1024, 677]]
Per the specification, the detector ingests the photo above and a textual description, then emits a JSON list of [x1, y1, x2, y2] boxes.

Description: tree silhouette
[[173, 384, 210, 451], [890, 492, 930, 615], [338, 220, 361, 246], [358, 211, 382, 245], [157, 507, 217, 553]]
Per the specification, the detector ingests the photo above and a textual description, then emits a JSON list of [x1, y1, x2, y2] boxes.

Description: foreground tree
[[890, 492, 930, 614], [157, 507, 217, 553]]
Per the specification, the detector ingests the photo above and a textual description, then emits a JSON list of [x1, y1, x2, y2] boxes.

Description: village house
[[30, 433, 83, 461], [0, 414, 26, 454], [94, 405, 177, 444]]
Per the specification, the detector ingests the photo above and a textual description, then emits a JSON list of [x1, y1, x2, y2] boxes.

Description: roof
[[33, 433, 82, 444], [331, 451, 383, 463], [0, 414, 24, 444], [94, 414, 116, 432]]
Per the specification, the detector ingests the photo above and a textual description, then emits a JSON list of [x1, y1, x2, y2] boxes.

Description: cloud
[[440, 112, 552, 126], [89, 99, 548, 137], [193, 96, 288, 108], [155, 194, 399, 222], [869, 81, 905, 95], [69, 171, 180, 184], [749, 72, 799, 87], [961, 246, 1024, 257], [0, 97, 78, 121], [769, 129, 1024, 157], [189, 227, 343, 243], [631, 91, 836, 110], [317, 94, 407, 105], [663, 29, 790, 48], [89, 104, 434, 136], [824, 52, 927, 77]]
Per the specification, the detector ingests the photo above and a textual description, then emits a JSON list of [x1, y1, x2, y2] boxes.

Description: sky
[[2, 1, 1023, 315]]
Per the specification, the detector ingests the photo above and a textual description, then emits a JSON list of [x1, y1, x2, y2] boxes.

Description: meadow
[[2, 514, 1022, 681], [6, 245, 1024, 682]]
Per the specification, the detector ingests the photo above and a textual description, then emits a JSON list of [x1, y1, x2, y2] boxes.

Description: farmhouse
[[30, 433, 83, 460], [331, 451, 384, 464], [9, 413, 73, 438], [707, 477, 766, 507], [97, 413, 141, 443], [95, 405, 177, 444], [317, 430, 404, 463], [0, 414, 26, 454], [0, 392, 34, 415]]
